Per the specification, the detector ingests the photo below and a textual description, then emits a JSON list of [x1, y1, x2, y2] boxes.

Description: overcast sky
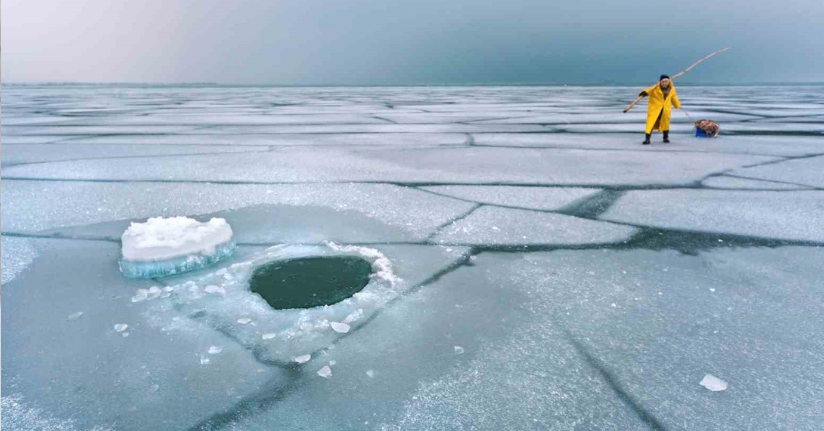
[[2, 0, 823, 85]]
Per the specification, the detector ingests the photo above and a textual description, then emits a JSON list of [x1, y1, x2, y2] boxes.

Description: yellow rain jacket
[[642, 83, 681, 133]]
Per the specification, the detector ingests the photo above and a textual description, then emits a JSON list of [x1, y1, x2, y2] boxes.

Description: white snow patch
[[366, 369, 375, 378], [208, 346, 222, 355], [262, 333, 277, 340], [114, 324, 129, 332], [454, 346, 465, 355], [700, 374, 728, 391], [294, 354, 311, 364], [67, 312, 84, 321], [237, 318, 252, 325], [121, 217, 233, 261]]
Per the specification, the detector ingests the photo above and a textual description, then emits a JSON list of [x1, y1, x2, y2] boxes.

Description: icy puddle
[[249, 255, 373, 309]]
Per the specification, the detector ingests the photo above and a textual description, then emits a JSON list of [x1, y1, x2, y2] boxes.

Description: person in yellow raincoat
[[639, 75, 681, 145]]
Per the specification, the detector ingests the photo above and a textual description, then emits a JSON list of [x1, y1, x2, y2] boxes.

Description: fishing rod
[[623, 47, 730, 113]]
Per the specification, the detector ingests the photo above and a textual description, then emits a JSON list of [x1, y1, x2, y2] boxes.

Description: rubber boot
[[663, 130, 670, 144], [643, 133, 651, 145]]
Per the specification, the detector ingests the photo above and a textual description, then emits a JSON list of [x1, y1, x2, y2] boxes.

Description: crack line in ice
[[562, 329, 668, 431]]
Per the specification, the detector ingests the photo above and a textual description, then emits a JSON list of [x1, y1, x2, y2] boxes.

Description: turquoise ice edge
[[119, 240, 238, 279]]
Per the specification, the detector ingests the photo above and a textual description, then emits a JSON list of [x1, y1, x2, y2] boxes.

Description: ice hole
[[249, 256, 372, 310]]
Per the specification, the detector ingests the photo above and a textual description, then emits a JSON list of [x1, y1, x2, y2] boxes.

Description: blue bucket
[[695, 128, 709, 137]]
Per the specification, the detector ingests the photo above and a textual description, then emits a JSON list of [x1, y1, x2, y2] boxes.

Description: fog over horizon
[[2, 0, 823, 85]]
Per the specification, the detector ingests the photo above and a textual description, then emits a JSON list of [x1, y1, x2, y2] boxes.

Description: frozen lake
[[2, 85, 824, 430]]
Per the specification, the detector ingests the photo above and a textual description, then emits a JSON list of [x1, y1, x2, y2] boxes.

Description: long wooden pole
[[623, 47, 731, 113]]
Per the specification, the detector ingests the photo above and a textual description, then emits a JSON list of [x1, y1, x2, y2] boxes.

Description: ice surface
[[702, 175, 813, 190], [1, 182, 474, 240], [2, 146, 777, 186], [496, 248, 824, 430], [2, 125, 198, 136], [421, 185, 599, 211], [700, 374, 729, 392], [1, 239, 286, 431], [473, 133, 824, 157], [1, 392, 114, 431], [1, 135, 78, 144], [729, 156, 824, 189], [3, 85, 823, 430], [224, 249, 651, 430], [1, 143, 262, 167], [601, 190, 824, 242], [66, 132, 468, 147], [433, 206, 638, 245], [1, 237, 38, 285]]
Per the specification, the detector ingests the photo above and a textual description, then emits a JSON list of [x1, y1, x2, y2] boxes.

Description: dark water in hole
[[249, 256, 372, 309]]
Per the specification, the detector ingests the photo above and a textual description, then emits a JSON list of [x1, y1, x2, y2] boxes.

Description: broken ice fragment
[[119, 217, 237, 279], [131, 289, 149, 302], [294, 354, 312, 364], [67, 311, 84, 321], [262, 333, 277, 340], [329, 360, 337, 366], [237, 318, 252, 325], [317, 366, 332, 378], [700, 374, 728, 391], [366, 369, 375, 378], [454, 346, 465, 355], [114, 324, 129, 332], [204, 285, 226, 295], [200, 356, 211, 365], [331, 322, 351, 333], [208, 346, 222, 355], [146, 286, 163, 300]]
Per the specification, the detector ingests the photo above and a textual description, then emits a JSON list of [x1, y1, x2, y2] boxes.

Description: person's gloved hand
[[638, 91, 648, 97]]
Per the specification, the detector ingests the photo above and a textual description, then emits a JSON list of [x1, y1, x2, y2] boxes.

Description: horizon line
[[3, 81, 824, 88]]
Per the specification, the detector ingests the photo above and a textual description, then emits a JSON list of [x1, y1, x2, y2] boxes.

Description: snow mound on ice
[[121, 217, 233, 261], [119, 217, 236, 278]]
